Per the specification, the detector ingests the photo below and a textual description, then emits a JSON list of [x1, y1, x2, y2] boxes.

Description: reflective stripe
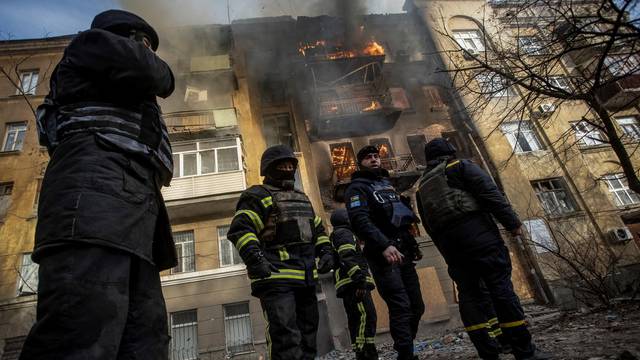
[[234, 209, 264, 232], [313, 269, 318, 279], [250, 268, 307, 283], [366, 276, 375, 284], [236, 233, 259, 251], [465, 322, 490, 332], [348, 265, 361, 277], [500, 320, 526, 328], [279, 248, 290, 261], [261, 196, 273, 208], [365, 337, 375, 344], [314, 216, 322, 227], [490, 328, 503, 338], [315, 235, 330, 246], [336, 278, 352, 289], [488, 317, 499, 326], [356, 302, 367, 351], [338, 244, 357, 253], [446, 160, 461, 168]]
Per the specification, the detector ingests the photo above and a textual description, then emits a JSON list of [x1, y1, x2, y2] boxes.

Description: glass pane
[[174, 143, 197, 153], [171, 311, 198, 360], [200, 150, 216, 174], [183, 154, 197, 176], [14, 129, 25, 151], [3, 133, 15, 151], [217, 148, 239, 172], [172, 154, 180, 177]]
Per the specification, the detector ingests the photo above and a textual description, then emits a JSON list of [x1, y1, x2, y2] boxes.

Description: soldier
[[330, 208, 378, 360], [21, 10, 176, 359], [415, 138, 550, 360], [344, 145, 425, 360], [227, 145, 334, 360]]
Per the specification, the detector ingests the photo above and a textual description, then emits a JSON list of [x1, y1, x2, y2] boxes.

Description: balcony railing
[[332, 154, 422, 183], [163, 108, 237, 133], [596, 74, 640, 111]]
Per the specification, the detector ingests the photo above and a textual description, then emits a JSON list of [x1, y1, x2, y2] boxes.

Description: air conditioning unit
[[539, 103, 556, 114], [608, 227, 633, 244], [463, 48, 479, 60]]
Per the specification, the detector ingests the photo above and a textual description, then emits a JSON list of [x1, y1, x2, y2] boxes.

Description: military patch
[[349, 195, 361, 208]]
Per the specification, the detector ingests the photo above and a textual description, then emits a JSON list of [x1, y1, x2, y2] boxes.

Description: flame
[[331, 145, 357, 180], [362, 100, 382, 112], [298, 40, 326, 56], [363, 41, 384, 56], [298, 39, 384, 59]]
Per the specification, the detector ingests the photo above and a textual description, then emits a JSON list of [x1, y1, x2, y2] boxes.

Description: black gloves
[[245, 254, 279, 280], [317, 252, 336, 274]]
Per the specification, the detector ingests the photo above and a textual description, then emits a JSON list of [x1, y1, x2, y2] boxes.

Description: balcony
[[163, 108, 238, 137], [596, 74, 640, 111]]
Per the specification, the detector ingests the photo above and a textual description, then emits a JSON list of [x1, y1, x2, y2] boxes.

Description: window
[[452, 30, 485, 51], [548, 76, 571, 92], [219, 225, 242, 267], [0, 182, 13, 221], [17, 253, 38, 296], [532, 178, 578, 215], [476, 73, 514, 97], [184, 86, 208, 103], [501, 121, 544, 153], [17, 71, 39, 95], [170, 310, 198, 360], [617, 116, 640, 141], [603, 174, 640, 207], [330, 143, 357, 182], [2, 122, 27, 152], [406, 134, 427, 167], [260, 74, 287, 105], [523, 219, 557, 253], [263, 113, 294, 148], [172, 231, 195, 274], [572, 121, 605, 147], [604, 55, 640, 77], [224, 302, 254, 354], [518, 36, 545, 55], [172, 138, 241, 178]]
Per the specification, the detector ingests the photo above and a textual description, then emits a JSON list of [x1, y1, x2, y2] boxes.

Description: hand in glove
[[317, 252, 335, 274], [354, 280, 369, 301], [246, 256, 279, 280], [413, 244, 423, 261]]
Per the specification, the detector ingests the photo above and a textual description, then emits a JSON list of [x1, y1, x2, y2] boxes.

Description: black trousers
[[259, 285, 318, 360], [20, 244, 169, 360], [448, 244, 535, 360], [369, 261, 425, 359], [342, 289, 378, 359]]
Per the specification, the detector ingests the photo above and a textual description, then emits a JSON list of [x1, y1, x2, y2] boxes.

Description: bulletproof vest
[[37, 101, 174, 185], [417, 160, 480, 229], [370, 180, 416, 228], [260, 184, 316, 248]]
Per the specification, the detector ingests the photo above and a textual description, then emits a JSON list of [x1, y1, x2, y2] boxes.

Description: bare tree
[[436, 0, 640, 191]]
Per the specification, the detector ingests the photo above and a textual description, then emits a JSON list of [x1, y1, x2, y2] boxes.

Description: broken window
[[531, 178, 578, 216], [523, 219, 557, 253], [330, 143, 357, 182], [224, 302, 254, 355], [263, 113, 294, 148], [184, 86, 208, 103], [170, 310, 198, 360], [171, 230, 195, 274], [369, 138, 395, 170], [572, 121, 606, 147], [406, 134, 427, 167]]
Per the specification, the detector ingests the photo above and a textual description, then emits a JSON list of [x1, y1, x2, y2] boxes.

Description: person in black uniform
[[227, 145, 334, 360], [344, 145, 425, 360], [21, 9, 176, 360], [415, 138, 549, 360], [330, 208, 378, 360]]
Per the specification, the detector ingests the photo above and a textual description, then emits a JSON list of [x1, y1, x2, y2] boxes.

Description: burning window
[[298, 39, 385, 60], [330, 143, 357, 182]]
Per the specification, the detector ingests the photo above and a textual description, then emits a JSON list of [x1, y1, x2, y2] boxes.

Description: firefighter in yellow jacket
[[227, 145, 334, 360]]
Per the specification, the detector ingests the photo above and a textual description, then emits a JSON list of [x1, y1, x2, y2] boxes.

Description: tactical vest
[[260, 184, 316, 248], [370, 180, 416, 228], [37, 101, 173, 185], [417, 160, 480, 230]]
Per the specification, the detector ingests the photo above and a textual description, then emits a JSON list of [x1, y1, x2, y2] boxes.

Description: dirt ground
[[320, 301, 640, 360]]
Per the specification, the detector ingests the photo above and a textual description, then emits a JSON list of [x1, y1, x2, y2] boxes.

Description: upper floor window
[[17, 71, 39, 95], [603, 174, 640, 207], [501, 121, 544, 153], [572, 121, 606, 147], [2, 122, 27, 152], [330, 142, 357, 182], [616, 116, 640, 141], [17, 253, 38, 296], [532, 178, 579, 216], [604, 55, 640, 77], [523, 219, 557, 253], [170, 310, 198, 360], [172, 138, 241, 178], [172, 230, 195, 274], [224, 302, 254, 355], [476, 73, 514, 97], [548, 76, 571, 92], [452, 30, 486, 52], [218, 225, 242, 267], [0, 182, 13, 221], [518, 36, 545, 56]]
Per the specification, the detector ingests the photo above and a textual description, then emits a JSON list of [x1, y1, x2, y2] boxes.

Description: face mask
[[269, 168, 296, 181]]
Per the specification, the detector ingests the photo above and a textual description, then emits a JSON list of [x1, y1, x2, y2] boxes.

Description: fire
[[363, 41, 384, 56], [298, 39, 384, 59], [362, 100, 382, 112], [331, 145, 357, 181], [298, 40, 326, 56]]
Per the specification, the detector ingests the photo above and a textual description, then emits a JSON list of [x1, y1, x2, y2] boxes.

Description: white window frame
[[604, 55, 640, 77], [518, 36, 545, 56], [224, 302, 254, 355], [17, 253, 38, 296], [548, 76, 571, 92], [532, 178, 578, 216], [453, 30, 486, 52], [170, 310, 198, 360], [476, 73, 514, 97], [501, 121, 544, 153], [172, 138, 242, 179], [523, 218, 557, 253], [572, 121, 606, 147], [2, 122, 27, 152], [603, 174, 640, 207], [616, 116, 640, 141], [218, 225, 242, 267], [17, 70, 39, 95], [172, 230, 196, 274]]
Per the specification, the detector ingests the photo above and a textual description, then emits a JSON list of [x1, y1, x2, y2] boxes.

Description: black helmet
[[91, 9, 160, 51], [356, 145, 379, 165], [424, 137, 457, 161], [260, 145, 298, 176], [330, 208, 350, 227]]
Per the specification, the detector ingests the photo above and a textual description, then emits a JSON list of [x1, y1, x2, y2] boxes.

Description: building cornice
[[161, 264, 247, 286]]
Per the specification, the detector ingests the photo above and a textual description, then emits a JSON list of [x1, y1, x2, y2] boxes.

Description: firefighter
[[227, 145, 334, 360], [330, 208, 378, 360], [344, 145, 425, 360], [415, 138, 550, 360], [21, 10, 176, 359]]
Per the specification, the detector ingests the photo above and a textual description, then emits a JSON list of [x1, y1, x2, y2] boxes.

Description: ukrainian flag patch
[[349, 195, 361, 208]]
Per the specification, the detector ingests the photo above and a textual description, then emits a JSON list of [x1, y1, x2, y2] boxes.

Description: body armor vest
[[260, 184, 316, 248], [370, 180, 416, 228], [417, 160, 480, 230]]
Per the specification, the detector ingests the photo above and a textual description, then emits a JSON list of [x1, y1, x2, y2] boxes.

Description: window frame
[[616, 116, 640, 141], [170, 310, 198, 360], [17, 253, 38, 296], [223, 302, 254, 355], [523, 218, 557, 253], [571, 121, 606, 147], [476, 72, 515, 98], [171, 230, 196, 274], [548, 76, 572, 92], [500, 121, 544, 153], [172, 138, 242, 179], [603, 173, 640, 207], [218, 225, 242, 267], [452, 30, 486, 52], [518, 36, 546, 56], [604, 55, 640, 77], [17, 70, 39, 96], [531, 178, 579, 216], [2, 122, 27, 152]]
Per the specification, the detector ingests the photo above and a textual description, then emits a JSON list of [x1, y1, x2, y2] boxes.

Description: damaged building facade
[[1, 1, 639, 359]]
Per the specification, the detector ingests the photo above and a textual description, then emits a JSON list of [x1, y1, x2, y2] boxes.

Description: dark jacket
[[344, 168, 419, 266], [33, 28, 177, 270], [227, 184, 331, 296], [330, 210, 375, 297], [416, 158, 521, 261]]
